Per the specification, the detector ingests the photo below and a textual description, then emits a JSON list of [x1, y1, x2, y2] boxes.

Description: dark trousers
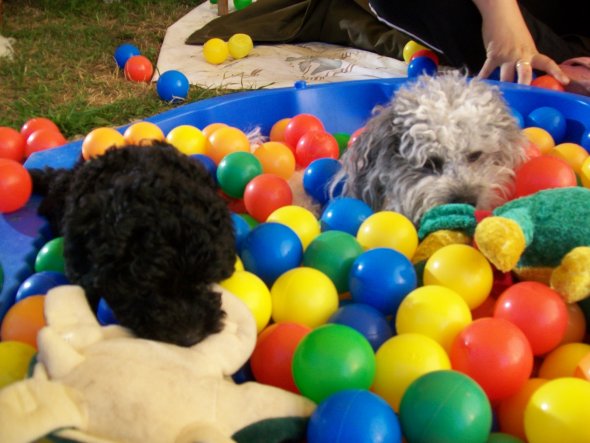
[[368, 0, 590, 73]]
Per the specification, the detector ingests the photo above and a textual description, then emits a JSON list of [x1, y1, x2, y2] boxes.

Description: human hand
[[473, 0, 570, 86]]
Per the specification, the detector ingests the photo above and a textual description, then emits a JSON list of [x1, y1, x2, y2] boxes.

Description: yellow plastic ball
[[423, 244, 493, 309], [267, 205, 320, 250], [123, 121, 165, 146], [270, 267, 339, 328], [356, 211, 418, 259], [270, 118, 291, 142], [395, 285, 472, 353], [522, 127, 555, 154], [538, 342, 590, 379], [205, 126, 250, 164], [253, 141, 296, 180], [548, 142, 589, 176], [581, 156, 590, 188], [220, 270, 271, 333], [524, 377, 590, 443], [0, 341, 37, 389], [402, 40, 428, 63], [234, 255, 244, 271], [228, 33, 253, 59], [165, 125, 207, 156], [372, 333, 451, 411], [203, 38, 229, 65], [81, 127, 125, 160]]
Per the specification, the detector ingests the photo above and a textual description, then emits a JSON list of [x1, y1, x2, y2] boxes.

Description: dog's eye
[[423, 156, 444, 174], [467, 151, 483, 163]]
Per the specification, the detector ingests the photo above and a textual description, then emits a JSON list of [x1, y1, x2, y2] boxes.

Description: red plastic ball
[[409, 48, 439, 65], [25, 129, 67, 158], [0, 127, 26, 162], [531, 75, 565, 92], [295, 130, 339, 168], [513, 155, 577, 198], [124, 55, 154, 82], [243, 173, 293, 222], [20, 117, 60, 140], [450, 317, 533, 402], [493, 281, 568, 356], [250, 322, 312, 393], [0, 158, 33, 213], [283, 114, 325, 151]]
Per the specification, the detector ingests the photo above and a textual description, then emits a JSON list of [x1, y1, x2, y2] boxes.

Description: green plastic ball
[[216, 151, 262, 198], [292, 324, 376, 403], [233, 0, 252, 10], [34, 237, 65, 273], [302, 230, 364, 293], [332, 132, 350, 156], [399, 370, 492, 443]]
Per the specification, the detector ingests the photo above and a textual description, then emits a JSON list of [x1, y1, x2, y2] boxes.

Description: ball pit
[[5, 76, 590, 442]]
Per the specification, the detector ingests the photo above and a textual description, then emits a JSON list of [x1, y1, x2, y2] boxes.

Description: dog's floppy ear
[[330, 113, 402, 210], [29, 166, 77, 237]]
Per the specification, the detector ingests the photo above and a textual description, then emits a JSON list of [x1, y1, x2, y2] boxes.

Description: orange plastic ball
[[270, 118, 291, 142], [522, 127, 555, 154], [547, 142, 589, 176], [0, 295, 46, 349], [531, 75, 566, 92], [253, 141, 296, 179], [123, 121, 165, 146], [20, 117, 60, 140], [575, 352, 590, 381], [538, 342, 590, 379], [25, 129, 67, 158], [0, 127, 26, 162], [82, 127, 126, 160], [124, 55, 154, 82], [202, 122, 228, 139], [497, 377, 548, 441], [206, 126, 250, 164], [560, 302, 587, 345]]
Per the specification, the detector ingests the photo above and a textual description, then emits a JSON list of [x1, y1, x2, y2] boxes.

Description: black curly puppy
[[29, 142, 236, 347]]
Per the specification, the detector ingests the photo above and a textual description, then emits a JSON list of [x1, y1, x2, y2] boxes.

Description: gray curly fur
[[332, 71, 528, 225]]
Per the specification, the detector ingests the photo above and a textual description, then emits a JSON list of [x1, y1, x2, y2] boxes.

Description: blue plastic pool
[[1, 77, 590, 322]]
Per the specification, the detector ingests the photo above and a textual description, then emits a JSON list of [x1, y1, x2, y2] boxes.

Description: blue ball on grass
[[114, 43, 141, 69], [156, 70, 190, 103]]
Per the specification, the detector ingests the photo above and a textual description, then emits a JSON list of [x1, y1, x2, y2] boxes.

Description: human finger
[[532, 54, 570, 85], [515, 59, 534, 85], [477, 58, 499, 80]]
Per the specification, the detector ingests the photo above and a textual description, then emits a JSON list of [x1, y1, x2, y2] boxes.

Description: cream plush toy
[[0, 285, 315, 443]]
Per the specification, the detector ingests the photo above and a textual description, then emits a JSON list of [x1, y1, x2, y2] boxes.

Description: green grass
[[0, 0, 234, 140]]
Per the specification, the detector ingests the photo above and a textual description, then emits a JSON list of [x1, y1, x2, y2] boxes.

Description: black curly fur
[[30, 143, 236, 347]]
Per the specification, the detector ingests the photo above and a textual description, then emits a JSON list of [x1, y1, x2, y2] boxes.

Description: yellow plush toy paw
[[551, 246, 590, 303], [412, 229, 472, 264], [474, 216, 526, 272]]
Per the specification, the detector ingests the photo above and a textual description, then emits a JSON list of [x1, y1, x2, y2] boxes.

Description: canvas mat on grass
[[154, 1, 408, 89]]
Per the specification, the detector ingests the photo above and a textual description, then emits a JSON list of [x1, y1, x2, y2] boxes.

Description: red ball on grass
[[0, 127, 26, 162], [124, 55, 154, 83]]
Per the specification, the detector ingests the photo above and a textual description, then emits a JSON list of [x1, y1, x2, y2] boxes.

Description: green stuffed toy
[[0, 285, 315, 443], [417, 187, 590, 303]]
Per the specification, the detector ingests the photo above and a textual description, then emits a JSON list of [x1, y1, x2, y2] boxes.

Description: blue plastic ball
[[511, 109, 524, 128], [303, 158, 344, 205], [97, 298, 118, 326], [231, 212, 251, 250], [320, 197, 373, 236], [349, 248, 417, 315], [114, 43, 141, 69], [190, 154, 218, 182], [156, 70, 190, 103], [239, 222, 303, 285], [15, 271, 70, 302], [525, 106, 567, 143], [308, 389, 402, 443], [580, 128, 590, 152], [407, 56, 438, 78], [329, 302, 393, 351]]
